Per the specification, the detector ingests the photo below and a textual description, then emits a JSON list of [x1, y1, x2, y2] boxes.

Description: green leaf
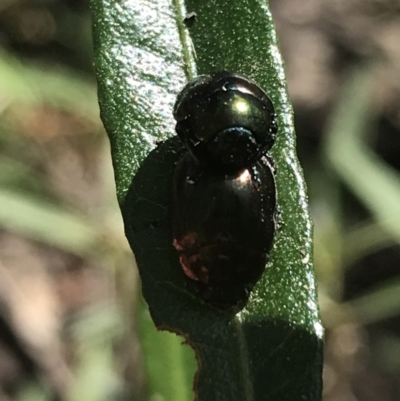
[[91, 1, 323, 401], [90, 0, 189, 202]]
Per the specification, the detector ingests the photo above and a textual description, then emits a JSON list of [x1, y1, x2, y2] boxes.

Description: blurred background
[[0, 0, 399, 400]]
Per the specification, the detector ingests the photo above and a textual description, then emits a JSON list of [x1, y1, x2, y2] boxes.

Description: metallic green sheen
[[185, 91, 268, 142], [174, 72, 277, 170]]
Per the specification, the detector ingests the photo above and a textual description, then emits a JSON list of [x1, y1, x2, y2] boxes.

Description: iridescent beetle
[[171, 71, 278, 309]]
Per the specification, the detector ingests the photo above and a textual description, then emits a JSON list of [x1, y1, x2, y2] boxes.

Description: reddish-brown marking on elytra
[[179, 254, 201, 281], [172, 238, 184, 251], [178, 252, 210, 284], [174, 233, 211, 284]]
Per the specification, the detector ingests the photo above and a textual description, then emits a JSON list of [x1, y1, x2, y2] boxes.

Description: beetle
[[171, 71, 278, 309]]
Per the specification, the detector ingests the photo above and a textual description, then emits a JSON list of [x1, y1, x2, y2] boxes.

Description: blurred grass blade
[[348, 277, 400, 325], [0, 189, 98, 257], [324, 65, 400, 243], [67, 303, 124, 401], [343, 222, 395, 267], [0, 50, 99, 123], [16, 382, 49, 401], [91, 0, 323, 400]]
